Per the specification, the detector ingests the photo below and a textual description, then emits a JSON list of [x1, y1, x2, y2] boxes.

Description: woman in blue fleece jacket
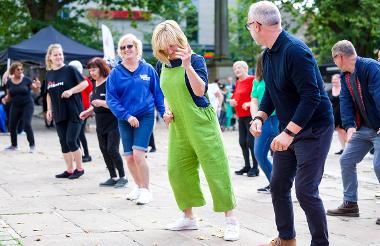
[[106, 33, 165, 205]]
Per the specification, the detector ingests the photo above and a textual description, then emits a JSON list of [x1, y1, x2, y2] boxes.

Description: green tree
[[281, 0, 380, 63], [229, 0, 263, 69], [0, 0, 195, 51]]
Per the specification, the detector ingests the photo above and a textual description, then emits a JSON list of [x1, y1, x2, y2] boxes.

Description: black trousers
[[238, 116, 258, 170], [97, 129, 125, 178], [9, 102, 35, 147], [271, 125, 333, 246], [78, 119, 90, 156], [55, 120, 82, 153]]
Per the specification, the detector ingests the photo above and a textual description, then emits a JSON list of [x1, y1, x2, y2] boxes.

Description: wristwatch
[[252, 116, 264, 124], [283, 128, 296, 137]]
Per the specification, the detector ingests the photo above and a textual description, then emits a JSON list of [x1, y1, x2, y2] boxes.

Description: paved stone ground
[[0, 114, 379, 246]]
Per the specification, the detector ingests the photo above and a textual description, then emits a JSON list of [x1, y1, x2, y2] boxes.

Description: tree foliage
[[228, 0, 264, 69], [0, 0, 195, 51], [281, 0, 380, 63]]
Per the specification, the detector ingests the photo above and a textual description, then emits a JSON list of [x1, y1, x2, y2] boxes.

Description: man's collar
[[269, 30, 286, 52]]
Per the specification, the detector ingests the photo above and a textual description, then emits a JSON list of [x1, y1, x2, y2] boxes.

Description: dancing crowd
[[1, 1, 379, 245]]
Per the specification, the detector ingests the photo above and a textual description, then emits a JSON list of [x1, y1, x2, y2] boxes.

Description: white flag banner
[[101, 24, 115, 60]]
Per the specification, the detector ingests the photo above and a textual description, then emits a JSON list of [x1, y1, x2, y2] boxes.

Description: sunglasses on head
[[120, 44, 134, 50]]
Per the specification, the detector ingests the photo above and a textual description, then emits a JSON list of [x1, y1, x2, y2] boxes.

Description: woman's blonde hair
[[233, 61, 249, 72], [45, 43, 63, 71], [151, 20, 188, 65], [117, 33, 143, 59]]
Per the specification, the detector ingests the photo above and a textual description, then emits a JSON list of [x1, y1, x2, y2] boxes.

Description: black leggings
[[238, 116, 258, 170], [9, 102, 35, 147], [55, 120, 82, 153], [97, 129, 125, 178], [78, 119, 90, 156]]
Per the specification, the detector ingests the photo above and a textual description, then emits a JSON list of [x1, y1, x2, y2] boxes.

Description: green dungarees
[[160, 64, 236, 212]]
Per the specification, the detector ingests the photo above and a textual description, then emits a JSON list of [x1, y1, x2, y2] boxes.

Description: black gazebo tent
[[0, 25, 103, 65]]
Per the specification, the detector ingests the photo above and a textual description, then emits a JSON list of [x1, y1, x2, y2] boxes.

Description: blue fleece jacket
[[106, 60, 165, 120], [340, 57, 380, 130]]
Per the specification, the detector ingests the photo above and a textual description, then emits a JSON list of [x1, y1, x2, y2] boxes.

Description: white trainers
[[126, 187, 140, 200], [136, 188, 153, 205], [165, 215, 199, 231], [223, 217, 240, 241]]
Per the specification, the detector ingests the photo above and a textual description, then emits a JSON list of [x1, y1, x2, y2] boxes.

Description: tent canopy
[[0, 25, 103, 65]]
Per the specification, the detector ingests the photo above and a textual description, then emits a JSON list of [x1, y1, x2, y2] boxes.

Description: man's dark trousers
[[270, 124, 334, 246]]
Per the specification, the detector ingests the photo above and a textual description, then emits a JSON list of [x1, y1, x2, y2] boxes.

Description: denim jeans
[[254, 115, 279, 182], [340, 127, 380, 202], [118, 112, 155, 156], [271, 124, 333, 245]]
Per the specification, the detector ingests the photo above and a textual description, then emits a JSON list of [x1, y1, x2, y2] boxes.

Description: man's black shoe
[[149, 147, 157, 153], [334, 149, 344, 155], [55, 171, 72, 178], [326, 201, 359, 217], [370, 148, 374, 155], [68, 169, 84, 179], [82, 155, 92, 162], [376, 218, 380, 225], [235, 167, 250, 175], [99, 178, 117, 187], [247, 168, 259, 177]]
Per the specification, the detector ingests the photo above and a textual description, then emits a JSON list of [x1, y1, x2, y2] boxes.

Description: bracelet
[[283, 128, 296, 137], [252, 116, 264, 124]]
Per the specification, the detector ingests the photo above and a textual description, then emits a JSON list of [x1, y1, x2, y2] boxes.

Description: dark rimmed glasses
[[120, 44, 134, 50], [245, 20, 262, 31]]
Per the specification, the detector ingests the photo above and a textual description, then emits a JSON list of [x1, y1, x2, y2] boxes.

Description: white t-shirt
[[207, 83, 220, 111]]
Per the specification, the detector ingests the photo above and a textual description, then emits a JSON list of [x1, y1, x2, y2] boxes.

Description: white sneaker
[[136, 188, 153, 205], [223, 217, 239, 241], [165, 215, 199, 231], [126, 187, 140, 200]]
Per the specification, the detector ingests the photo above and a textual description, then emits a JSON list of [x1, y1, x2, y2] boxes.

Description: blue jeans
[[118, 112, 155, 156], [271, 124, 333, 245], [341, 127, 380, 202], [254, 115, 279, 182]]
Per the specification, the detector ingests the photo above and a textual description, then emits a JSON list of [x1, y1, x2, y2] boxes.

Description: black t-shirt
[[92, 81, 118, 134], [6, 77, 33, 106], [46, 65, 84, 123]]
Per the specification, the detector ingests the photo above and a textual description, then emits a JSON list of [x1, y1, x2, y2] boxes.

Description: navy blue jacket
[[340, 57, 380, 130], [259, 31, 333, 131]]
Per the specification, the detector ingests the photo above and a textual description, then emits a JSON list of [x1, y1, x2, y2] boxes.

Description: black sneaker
[[376, 218, 380, 225], [82, 155, 92, 162], [235, 167, 250, 175], [334, 149, 344, 155], [99, 178, 117, 187], [68, 169, 84, 179], [149, 147, 157, 153], [114, 177, 128, 188], [55, 171, 73, 178], [247, 168, 259, 177], [257, 185, 271, 194]]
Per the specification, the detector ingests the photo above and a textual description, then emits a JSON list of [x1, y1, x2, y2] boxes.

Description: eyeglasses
[[120, 44, 134, 50], [16, 68, 24, 71], [245, 20, 262, 31]]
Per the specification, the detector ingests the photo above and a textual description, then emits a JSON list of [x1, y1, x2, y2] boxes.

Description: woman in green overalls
[[151, 20, 239, 241]]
